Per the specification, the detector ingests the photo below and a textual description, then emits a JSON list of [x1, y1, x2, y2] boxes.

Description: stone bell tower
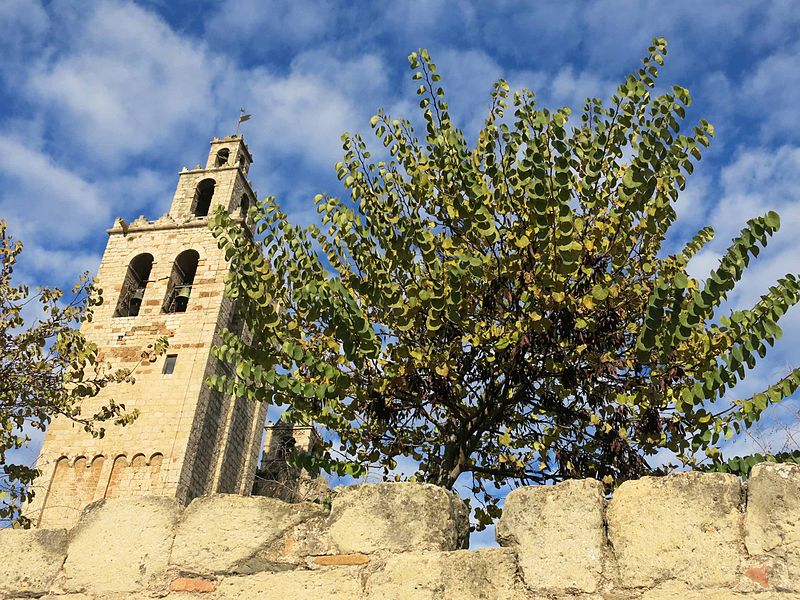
[[28, 136, 267, 528]]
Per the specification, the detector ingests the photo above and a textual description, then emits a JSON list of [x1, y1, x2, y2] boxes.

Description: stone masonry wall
[[3, 463, 800, 599], [27, 135, 266, 529]]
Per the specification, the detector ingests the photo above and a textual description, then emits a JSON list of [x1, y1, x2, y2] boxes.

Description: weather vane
[[235, 108, 251, 134]]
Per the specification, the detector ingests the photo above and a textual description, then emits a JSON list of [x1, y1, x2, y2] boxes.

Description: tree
[[209, 38, 800, 527], [0, 220, 166, 527]]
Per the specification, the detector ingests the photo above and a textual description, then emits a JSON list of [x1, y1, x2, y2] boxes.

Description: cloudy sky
[[2, 0, 799, 540]]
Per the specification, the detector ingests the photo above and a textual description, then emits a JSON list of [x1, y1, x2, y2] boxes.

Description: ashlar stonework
[[364, 549, 521, 600], [606, 471, 743, 589], [326, 482, 470, 554], [27, 136, 267, 530], [496, 478, 607, 594], [4, 473, 800, 599], [56, 495, 180, 594], [170, 494, 327, 574], [0, 528, 68, 597], [744, 462, 800, 592]]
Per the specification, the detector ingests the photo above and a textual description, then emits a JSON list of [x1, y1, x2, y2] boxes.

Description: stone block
[[495, 479, 607, 594], [59, 495, 180, 594], [638, 584, 793, 599], [606, 472, 743, 589], [212, 569, 364, 599], [313, 554, 370, 566], [38, 594, 155, 599], [0, 528, 68, 597], [170, 576, 217, 592], [744, 462, 800, 591], [170, 494, 327, 574], [327, 483, 469, 554], [364, 549, 519, 600]]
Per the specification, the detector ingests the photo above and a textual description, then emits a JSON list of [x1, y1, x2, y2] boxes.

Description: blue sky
[[2, 0, 799, 542]]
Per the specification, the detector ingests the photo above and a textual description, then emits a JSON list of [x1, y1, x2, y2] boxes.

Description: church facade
[[28, 136, 267, 528]]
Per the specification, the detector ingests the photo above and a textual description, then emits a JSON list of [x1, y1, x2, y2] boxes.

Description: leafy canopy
[[210, 39, 800, 527], [0, 220, 167, 527]]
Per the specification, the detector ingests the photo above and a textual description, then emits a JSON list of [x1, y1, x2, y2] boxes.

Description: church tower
[[28, 136, 267, 528]]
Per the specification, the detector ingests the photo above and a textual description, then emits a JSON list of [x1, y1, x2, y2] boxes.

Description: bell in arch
[[128, 288, 145, 316], [175, 285, 192, 312]]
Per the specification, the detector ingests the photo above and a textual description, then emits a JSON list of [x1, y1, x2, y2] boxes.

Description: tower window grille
[[114, 253, 153, 317]]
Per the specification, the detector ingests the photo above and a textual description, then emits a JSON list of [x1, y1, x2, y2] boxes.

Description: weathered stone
[[59, 496, 180, 594], [638, 583, 795, 599], [365, 549, 520, 600], [313, 554, 370, 566], [607, 472, 743, 589], [327, 483, 469, 553], [496, 479, 607, 594], [743, 565, 769, 589], [744, 462, 800, 591], [212, 569, 364, 599], [170, 494, 327, 574], [0, 528, 68, 597], [39, 594, 155, 599], [170, 576, 217, 592], [13, 474, 800, 598], [276, 515, 336, 564]]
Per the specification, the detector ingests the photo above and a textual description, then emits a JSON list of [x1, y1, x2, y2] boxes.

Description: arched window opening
[[239, 194, 250, 219], [215, 148, 230, 167], [114, 253, 153, 317], [239, 154, 249, 173], [192, 179, 215, 218], [163, 250, 200, 313]]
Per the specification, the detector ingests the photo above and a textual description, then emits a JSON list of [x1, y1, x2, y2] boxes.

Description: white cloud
[[102, 168, 177, 218], [420, 47, 618, 142], [680, 144, 800, 455], [238, 65, 370, 171], [2, 0, 800, 507], [21, 244, 101, 284], [206, 0, 336, 51], [671, 173, 713, 244], [547, 66, 616, 109], [706, 145, 800, 306], [290, 50, 391, 99], [384, 0, 477, 40], [5, 425, 46, 470], [686, 249, 723, 283], [0, 0, 49, 79], [741, 43, 800, 141], [722, 397, 800, 458], [27, 1, 224, 166], [0, 134, 108, 244], [435, 48, 505, 136]]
